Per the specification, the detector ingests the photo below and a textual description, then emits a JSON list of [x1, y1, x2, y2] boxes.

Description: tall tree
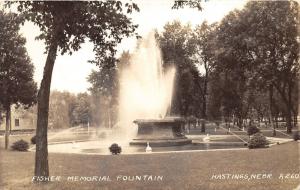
[[0, 10, 37, 149], [210, 1, 299, 133], [158, 21, 202, 117], [48, 91, 76, 129], [88, 51, 131, 128], [211, 10, 251, 128], [88, 63, 118, 128], [238, 1, 299, 133], [0, 105, 3, 126], [193, 21, 217, 120], [8, 1, 139, 178], [72, 93, 92, 126]]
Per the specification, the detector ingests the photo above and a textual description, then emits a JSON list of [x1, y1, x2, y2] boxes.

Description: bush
[[109, 143, 121, 155], [247, 125, 260, 136], [11, 139, 29, 151], [293, 131, 299, 141], [31, 135, 36, 144], [248, 132, 269, 149]]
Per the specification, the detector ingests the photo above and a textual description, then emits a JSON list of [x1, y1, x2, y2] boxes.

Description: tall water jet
[[118, 32, 176, 141]]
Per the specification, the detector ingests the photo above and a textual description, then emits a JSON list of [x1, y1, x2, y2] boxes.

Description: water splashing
[[118, 32, 176, 140]]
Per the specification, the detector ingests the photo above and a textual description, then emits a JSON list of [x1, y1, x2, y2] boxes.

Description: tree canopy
[[0, 10, 38, 149], [10, 1, 139, 59], [158, 21, 202, 117], [211, 0, 299, 132], [0, 10, 37, 109], [7, 1, 140, 178]]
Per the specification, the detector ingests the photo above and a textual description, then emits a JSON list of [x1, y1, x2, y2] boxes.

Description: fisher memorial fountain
[[119, 32, 191, 147], [44, 32, 209, 155], [44, 32, 255, 155]]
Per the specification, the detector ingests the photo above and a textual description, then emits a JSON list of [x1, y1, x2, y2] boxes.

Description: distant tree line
[[157, 1, 299, 133], [88, 1, 299, 134], [24, 90, 117, 129], [46, 91, 93, 129]]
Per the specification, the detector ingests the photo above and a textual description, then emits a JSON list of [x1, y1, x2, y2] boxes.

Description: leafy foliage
[[0, 10, 37, 149], [172, 0, 202, 11], [11, 139, 29, 151], [0, 10, 38, 109], [247, 125, 260, 136], [48, 91, 76, 128], [238, 1, 299, 133], [207, 1, 299, 130], [6, 1, 140, 177], [248, 133, 269, 149], [31, 135, 37, 144], [192, 21, 217, 119], [87, 50, 121, 127], [47, 91, 94, 128], [158, 21, 202, 117], [109, 143, 122, 155], [7, 1, 139, 61], [71, 93, 92, 126]]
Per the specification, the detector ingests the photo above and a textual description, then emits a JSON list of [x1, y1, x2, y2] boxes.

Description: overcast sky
[[18, 0, 248, 93]]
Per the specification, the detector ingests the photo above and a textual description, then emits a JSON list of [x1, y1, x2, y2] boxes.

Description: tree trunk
[[287, 83, 293, 133], [237, 117, 243, 129], [171, 69, 181, 115], [201, 60, 208, 118], [273, 82, 294, 133], [286, 83, 293, 133], [5, 105, 11, 149], [200, 61, 209, 133], [200, 119, 205, 133], [269, 85, 276, 136], [286, 110, 292, 133], [34, 41, 58, 179], [202, 95, 206, 119], [293, 114, 297, 128]]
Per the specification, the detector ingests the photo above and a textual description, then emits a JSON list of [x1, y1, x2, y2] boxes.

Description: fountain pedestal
[[130, 117, 192, 146]]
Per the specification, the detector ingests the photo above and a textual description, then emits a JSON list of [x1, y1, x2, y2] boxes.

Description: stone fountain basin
[[130, 138, 192, 147], [130, 117, 192, 146]]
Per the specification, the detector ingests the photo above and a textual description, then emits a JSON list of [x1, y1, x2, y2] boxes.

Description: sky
[[18, 0, 248, 94]]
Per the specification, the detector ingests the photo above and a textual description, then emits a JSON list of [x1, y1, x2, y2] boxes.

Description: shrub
[[248, 132, 269, 149], [247, 125, 260, 136], [11, 139, 29, 151], [31, 135, 37, 144], [109, 143, 121, 155], [293, 131, 299, 141]]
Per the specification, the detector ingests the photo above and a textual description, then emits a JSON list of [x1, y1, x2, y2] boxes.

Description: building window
[[15, 119, 20, 127]]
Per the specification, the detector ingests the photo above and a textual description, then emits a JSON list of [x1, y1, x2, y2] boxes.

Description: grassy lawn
[[0, 135, 299, 190]]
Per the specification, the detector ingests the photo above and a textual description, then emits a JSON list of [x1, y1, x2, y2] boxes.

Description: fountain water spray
[[118, 32, 176, 141]]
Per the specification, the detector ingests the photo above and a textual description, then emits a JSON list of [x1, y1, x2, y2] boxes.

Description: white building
[[0, 105, 36, 132]]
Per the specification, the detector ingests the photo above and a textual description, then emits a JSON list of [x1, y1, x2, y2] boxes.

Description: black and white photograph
[[0, 0, 299, 189]]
